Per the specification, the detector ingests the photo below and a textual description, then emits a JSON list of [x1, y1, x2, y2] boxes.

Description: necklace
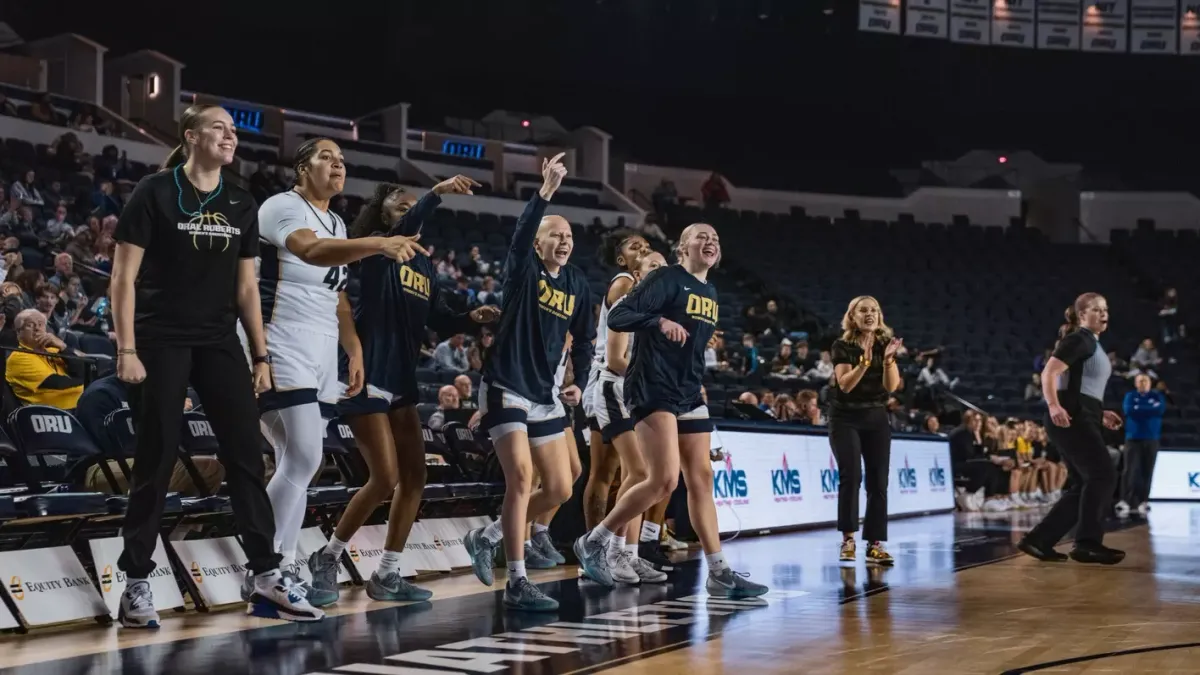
[[174, 164, 223, 217], [291, 189, 339, 237]]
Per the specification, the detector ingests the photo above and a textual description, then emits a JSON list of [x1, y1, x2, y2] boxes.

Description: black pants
[[118, 338, 280, 578], [1027, 413, 1115, 548], [1122, 438, 1159, 507], [829, 407, 891, 542]]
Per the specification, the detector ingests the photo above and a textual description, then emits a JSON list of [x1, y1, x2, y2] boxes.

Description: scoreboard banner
[[907, 0, 951, 38], [993, 0, 1037, 47], [1131, 0, 1179, 52], [1038, 0, 1084, 49], [951, 0, 994, 43], [860, 0, 902, 33], [1083, 0, 1130, 51], [1182, 1, 1200, 53]]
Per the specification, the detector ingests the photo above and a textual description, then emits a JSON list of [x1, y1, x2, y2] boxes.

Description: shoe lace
[[126, 581, 153, 610], [281, 574, 309, 602], [515, 577, 548, 599]]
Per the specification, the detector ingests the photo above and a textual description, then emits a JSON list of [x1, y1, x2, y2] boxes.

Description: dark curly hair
[[350, 182, 405, 239], [598, 228, 648, 269]]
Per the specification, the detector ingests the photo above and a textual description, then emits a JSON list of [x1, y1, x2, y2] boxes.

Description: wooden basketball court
[[0, 505, 1196, 674]]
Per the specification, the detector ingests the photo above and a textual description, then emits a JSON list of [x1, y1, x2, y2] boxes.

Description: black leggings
[[1027, 412, 1115, 548], [118, 337, 280, 578], [829, 406, 891, 542]]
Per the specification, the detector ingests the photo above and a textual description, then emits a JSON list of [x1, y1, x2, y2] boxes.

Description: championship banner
[[294, 527, 352, 586], [907, 0, 950, 38], [859, 0, 902, 34], [89, 536, 183, 619], [1180, 1, 1200, 54], [170, 537, 248, 608], [951, 0, 993, 43], [992, 0, 1037, 47], [710, 431, 953, 535], [1082, 0, 1129, 51], [1130, 0, 1178, 53], [1038, 0, 1083, 49], [403, 522, 452, 573], [0, 547, 108, 627]]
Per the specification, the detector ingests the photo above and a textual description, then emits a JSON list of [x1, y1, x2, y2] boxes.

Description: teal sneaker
[[706, 568, 769, 598], [573, 534, 614, 587], [503, 577, 559, 612], [525, 542, 558, 569], [366, 570, 433, 602], [464, 527, 498, 586], [531, 530, 566, 565]]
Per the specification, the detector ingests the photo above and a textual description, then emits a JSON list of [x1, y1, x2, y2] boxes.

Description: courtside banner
[[423, 518, 472, 568], [860, 0, 902, 34], [405, 522, 452, 573], [345, 524, 390, 580], [1130, 0, 1178, 52], [710, 426, 953, 535], [951, 0, 993, 43], [0, 547, 107, 626], [170, 537, 247, 607], [1181, 1, 1200, 53], [1149, 450, 1200, 499], [992, 0, 1037, 47], [89, 536, 183, 619], [1038, 0, 1083, 49], [0, 594, 16, 629], [1083, 0, 1129, 51], [907, 0, 951, 38], [295, 527, 352, 585]]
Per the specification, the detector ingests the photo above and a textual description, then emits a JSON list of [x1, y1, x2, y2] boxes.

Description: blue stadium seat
[[4, 406, 110, 517]]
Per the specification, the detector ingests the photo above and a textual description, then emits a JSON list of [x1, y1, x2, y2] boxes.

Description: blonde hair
[[676, 223, 720, 267], [161, 103, 223, 171], [840, 295, 894, 342]]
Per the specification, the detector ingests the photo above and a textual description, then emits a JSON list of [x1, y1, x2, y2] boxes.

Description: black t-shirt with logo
[[115, 170, 259, 346], [830, 337, 889, 411]]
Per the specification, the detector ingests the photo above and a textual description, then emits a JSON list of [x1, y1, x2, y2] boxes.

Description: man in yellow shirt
[[5, 309, 85, 410]]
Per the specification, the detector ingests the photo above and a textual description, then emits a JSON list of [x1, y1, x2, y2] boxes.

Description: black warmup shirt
[[116, 170, 259, 345], [830, 338, 888, 411], [607, 264, 717, 411], [349, 192, 474, 395], [481, 194, 595, 405], [1052, 328, 1110, 419]]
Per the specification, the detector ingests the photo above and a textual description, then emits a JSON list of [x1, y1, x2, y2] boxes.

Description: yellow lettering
[[398, 266, 430, 299], [686, 294, 719, 323], [548, 289, 565, 312], [686, 295, 701, 315], [565, 294, 575, 317], [399, 266, 412, 286], [538, 280, 552, 304]]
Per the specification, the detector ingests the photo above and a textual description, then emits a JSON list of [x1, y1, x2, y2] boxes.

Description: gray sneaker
[[525, 542, 558, 569], [367, 570, 433, 602], [630, 556, 668, 584], [706, 568, 769, 598], [239, 570, 255, 603], [307, 548, 342, 603], [531, 530, 565, 565], [572, 534, 614, 587], [284, 567, 338, 608], [118, 580, 160, 629], [464, 527, 498, 586], [503, 576, 559, 612]]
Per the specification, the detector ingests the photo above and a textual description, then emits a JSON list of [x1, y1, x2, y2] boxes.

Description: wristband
[[118, 348, 136, 355], [252, 354, 272, 366]]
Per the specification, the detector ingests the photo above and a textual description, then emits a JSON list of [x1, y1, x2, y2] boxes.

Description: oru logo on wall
[[709, 429, 954, 534]]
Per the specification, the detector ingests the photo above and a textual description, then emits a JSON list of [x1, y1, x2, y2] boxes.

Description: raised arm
[[504, 154, 567, 277], [386, 175, 479, 238]]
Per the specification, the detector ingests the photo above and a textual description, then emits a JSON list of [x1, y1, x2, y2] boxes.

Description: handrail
[[941, 389, 988, 416]]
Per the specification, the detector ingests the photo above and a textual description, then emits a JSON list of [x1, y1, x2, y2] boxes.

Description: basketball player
[[241, 139, 426, 606], [463, 153, 596, 612], [577, 223, 768, 598], [306, 175, 498, 603], [112, 104, 321, 626]]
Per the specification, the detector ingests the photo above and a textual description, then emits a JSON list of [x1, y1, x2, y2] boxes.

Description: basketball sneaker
[[865, 542, 894, 566], [118, 579, 160, 629], [1115, 500, 1131, 517], [706, 568, 769, 598], [630, 556, 668, 583], [607, 547, 640, 585], [367, 570, 433, 602], [525, 542, 558, 569], [573, 534, 614, 586], [307, 548, 341, 602], [638, 540, 675, 572], [839, 538, 856, 562], [504, 576, 559, 612], [247, 574, 325, 622], [463, 527, 498, 586], [531, 530, 566, 565]]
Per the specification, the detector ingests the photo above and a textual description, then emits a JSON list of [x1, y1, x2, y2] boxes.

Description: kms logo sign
[[820, 454, 839, 499], [712, 453, 748, 506], [31, 414, 72, 434], [771, 454, 802, 503], [928, 457, 947, 492], [1188, 471, 1200, 492], [898, 456, 919, 494]]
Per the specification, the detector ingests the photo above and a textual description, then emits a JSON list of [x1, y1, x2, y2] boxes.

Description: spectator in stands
[[1129, 338, 1162, 380], [454, 374, 476, 409], [804, 350, 834, 385], [739, 332, 760, 375], [770, 339, 799, 377], [0, 245, 19, 280], [65, 228, 95, 266], [5, 309, 85, 410], [1119, 373, 1165, 517], [637, 214, 668, 242], [92, 180, 123, 219], [651, 179, 678, 215], [37, 285, 69, 335], [435, 250, 460, 283], [93, 233, 115, 273], [461, 245, 491, 278], [476, 275, 500, 306], [1108, 351, 1130, 379], [433, 333, 469, 372], [772, 394, 797, 421], [1159, 287, 1183, 344], [70, 111, 96, 133], [48, 132, 83, 173], [705, 332, 730, 371], [454, 277, 476, 307], [736, 391, 758, 407], [759, 389, 776, 414], [30, 93, 58, 125], [924, 416, 943, 435], [61, 275, 87, 316], [917, 356, 957, 390], [467, 329, 492, 372], [48, 252, 74, 288], [1024, 373, 1041, 401], [701, 172, 730, 211], [0, 93, 16, 117], [426, 385, 461, 431], [14, 269, 43, 308], [12, 169, 45, 210], [44, 203, 73, 241], [796, 389, 825, 426], [43, 180, 65, 210]]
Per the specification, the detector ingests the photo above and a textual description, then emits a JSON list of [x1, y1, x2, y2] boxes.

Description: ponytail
[[162, 103, 222, 172], [161, 144, 187, 171], [1055, 292, 1102, 347]]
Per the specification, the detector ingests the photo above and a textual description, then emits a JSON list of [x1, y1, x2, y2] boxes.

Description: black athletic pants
[[1122, 438, 1159, 507], [118, 337, 280, 578], [1026, 412, 1115, 548], [829, 406, 891, 542]]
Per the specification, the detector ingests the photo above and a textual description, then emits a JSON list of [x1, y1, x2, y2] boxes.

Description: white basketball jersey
[[589, 273, 635, 378], [553, 346, 569, 397], [600, 295, 634, 382], [257, 191, 346, 338]]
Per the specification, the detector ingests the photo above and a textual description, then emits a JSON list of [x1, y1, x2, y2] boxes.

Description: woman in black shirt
[[1019, 293, 1125, 565], [111, 104, 323, 628], [830, 296, 902, 566]]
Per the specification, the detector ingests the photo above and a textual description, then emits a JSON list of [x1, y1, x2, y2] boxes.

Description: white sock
[[377, 550, 402, 576], [482, 518, 504, 544], [254, 569, 282, 593], [626, 543, 639, 560], [588, 524, 615, 545], [532, 522, 549, 535], [706, 552, 730, 573], [508, 559, 526, 581], [524, 539, 533, 549], [640, 521, 662, 543], [613, 535, 626, 552], [325, 535, 348, 557], [280, 551, 295, 569]]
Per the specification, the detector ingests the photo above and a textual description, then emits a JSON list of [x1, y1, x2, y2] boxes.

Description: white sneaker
[[1031, 489, 1046, 503], [1136, 502, 1150, 516], [118, 579, 160, 629], [984, 499, 1009, 512], [1115, 501, 1131, 517], [663, 535, 688, 551], [606, 547, 640, 585], [247, 573, 325, 622], [630, 556, 667, 583]]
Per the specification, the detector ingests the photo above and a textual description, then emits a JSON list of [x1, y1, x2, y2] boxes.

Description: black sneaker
[[1018, 537, 1068, 562], [1069, 542, 1125, 565], [638, 541, 674, 572]]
